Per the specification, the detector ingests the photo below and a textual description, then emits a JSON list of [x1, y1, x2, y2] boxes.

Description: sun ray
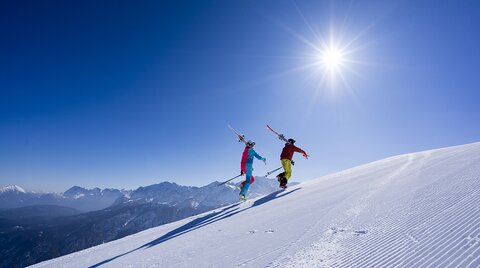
[[292, 0, 323, 44], [257, 1, 384, 102]]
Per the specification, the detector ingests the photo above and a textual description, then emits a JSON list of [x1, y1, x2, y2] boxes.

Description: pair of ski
[[228, 124, 288, 144], [216, 124, 289, 187]]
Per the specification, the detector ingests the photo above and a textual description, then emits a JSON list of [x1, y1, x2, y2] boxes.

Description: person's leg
[[281, 159, 292, 180], [240, 175, 254, 190], [276, 172, 285, 182], [240, 166, 253, 196]]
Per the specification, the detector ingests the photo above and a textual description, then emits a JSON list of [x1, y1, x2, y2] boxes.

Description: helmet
[[246, 140, 255, 147], [287, 138, 296, 145]]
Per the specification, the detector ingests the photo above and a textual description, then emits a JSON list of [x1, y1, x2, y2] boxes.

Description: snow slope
[[31, 142, 480, 267]]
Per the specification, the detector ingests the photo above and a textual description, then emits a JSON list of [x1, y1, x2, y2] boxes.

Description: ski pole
[[217, 173, 243, 186], [265, 167, 282, 176]]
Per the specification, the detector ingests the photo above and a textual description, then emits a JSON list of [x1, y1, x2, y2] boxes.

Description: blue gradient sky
[[1, 1, 479, 192]]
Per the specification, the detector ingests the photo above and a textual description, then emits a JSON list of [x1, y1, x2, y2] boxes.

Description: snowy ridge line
[[318, 142, 473, 184]]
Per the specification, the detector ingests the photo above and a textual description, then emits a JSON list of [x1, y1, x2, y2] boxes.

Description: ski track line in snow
[[258, 183, 362, 268], [370, 179, 480, 267], [466, 248, 480, 267], [434, 219, 479, 267], [235, 243, 292, 267], [271, 153, 423, 267], [345, 161, 478, 267], [385, 191, 479, 268], [335, 153, 424, 266], [440, 230, 480, 268], [397, 168, 480, 267], [278, 148, 480, 268], [352, 174, 479, 267], [275, 178, 374, 265], [330, 154, 427, 267], [415, 193, 480, 267]]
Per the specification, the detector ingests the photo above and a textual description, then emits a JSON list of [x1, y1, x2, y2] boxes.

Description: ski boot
[[239, 194, 247, 201], [236, 181, 246, 191], [279, 177, 288, 189]]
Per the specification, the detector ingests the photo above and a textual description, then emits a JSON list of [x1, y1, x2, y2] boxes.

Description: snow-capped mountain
[[125, 178, 283, 208], [0, 185, 34, 210], [0, 185, 26, 193], [32, 142, 480, 268], [0, 186, 128, 212]]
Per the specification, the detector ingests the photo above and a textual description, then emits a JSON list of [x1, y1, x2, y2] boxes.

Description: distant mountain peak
[[65, 185, 86, 191], [0, 185, 26, 193]]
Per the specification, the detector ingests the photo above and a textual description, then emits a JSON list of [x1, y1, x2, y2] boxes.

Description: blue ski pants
[[240, 164, 253, 196]]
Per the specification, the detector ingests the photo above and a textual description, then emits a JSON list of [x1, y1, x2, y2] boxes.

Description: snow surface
[[31, 142, 480, 267]]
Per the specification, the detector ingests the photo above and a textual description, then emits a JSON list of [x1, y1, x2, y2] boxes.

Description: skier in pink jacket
[[239, 140, 266, 200]]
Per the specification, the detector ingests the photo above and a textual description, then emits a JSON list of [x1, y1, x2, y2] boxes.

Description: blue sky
[[1, 0, 479, 192]]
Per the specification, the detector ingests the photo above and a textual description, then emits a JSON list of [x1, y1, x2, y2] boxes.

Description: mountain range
[[0, 185, 129, 212], [0, 177, 281, 268]]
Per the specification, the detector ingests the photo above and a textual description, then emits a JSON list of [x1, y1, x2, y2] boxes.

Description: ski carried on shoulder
[[228, 124, 247, 145], [266, 124, 288, 142]]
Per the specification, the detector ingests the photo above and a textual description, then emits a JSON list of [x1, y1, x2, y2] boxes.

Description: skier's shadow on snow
[[89, 188, 301, 268], [143, 188, 301, 248]]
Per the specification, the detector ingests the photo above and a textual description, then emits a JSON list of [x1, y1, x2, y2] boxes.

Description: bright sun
[[319, 46, 345, 72]]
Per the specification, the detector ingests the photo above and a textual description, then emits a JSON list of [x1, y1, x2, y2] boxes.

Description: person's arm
[[293, 145, 309, 159], [252, 149, 267, 164]]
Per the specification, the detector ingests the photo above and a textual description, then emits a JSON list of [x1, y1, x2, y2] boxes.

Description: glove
[[303, 153, 309, 159], [291, 161, 295, 166], [240, 171, 245, 176], [262, 158, 267, 165]]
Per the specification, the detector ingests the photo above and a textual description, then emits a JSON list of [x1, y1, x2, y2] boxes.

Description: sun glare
[[271, 3, 370, 92], [320, 47, 345, 72]]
